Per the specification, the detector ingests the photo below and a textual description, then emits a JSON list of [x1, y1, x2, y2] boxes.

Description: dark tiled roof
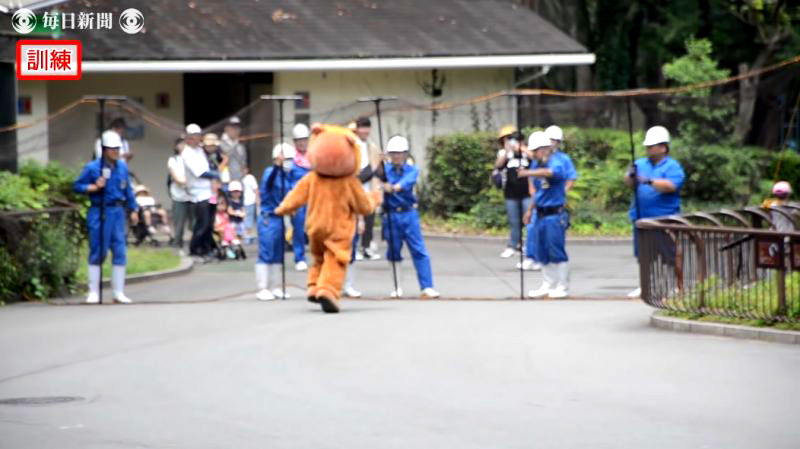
[[38, 0, 586, 60]]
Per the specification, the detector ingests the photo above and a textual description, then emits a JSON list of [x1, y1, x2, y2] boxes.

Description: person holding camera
[[494, 125, 533, 259], [74, 130, 139, 304]]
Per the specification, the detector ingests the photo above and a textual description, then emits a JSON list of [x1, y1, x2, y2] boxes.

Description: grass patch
[[420, 213, 632, 238], [661, 310, 800, 331], [421, 214, 506, 237], [76, 245, 181, 284]]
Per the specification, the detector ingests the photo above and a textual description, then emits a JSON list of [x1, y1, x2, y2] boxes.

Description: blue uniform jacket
[[629, 156, 685, 220], [554, 149, 578, 181], [287, 162, 311, 188], [532, 156, 568, 208], [383, 162, 419, 210], [73, 158, 137, 209], [260, 166, 292, 216]]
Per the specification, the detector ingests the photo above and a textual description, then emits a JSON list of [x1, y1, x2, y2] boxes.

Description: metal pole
[[505, 92, 525, 300], [626, 98, 641, 222], [358, 96, 399, 296], [261, 95, 302, 300], [97, 99, 106, 304]]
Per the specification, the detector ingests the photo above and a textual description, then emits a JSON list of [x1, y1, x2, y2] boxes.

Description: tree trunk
[[734, 49, 770, 144]]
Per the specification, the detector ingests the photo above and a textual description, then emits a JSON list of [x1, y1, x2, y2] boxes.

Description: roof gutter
[[81, 53, 596, 73]]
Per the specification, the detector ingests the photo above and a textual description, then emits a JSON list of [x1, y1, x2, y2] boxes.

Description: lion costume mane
[[275, 124, 380, 313]]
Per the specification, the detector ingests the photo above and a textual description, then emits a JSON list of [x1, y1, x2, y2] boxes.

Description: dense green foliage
[[0, 161, 86, 301], [422, 127, 786, 235]]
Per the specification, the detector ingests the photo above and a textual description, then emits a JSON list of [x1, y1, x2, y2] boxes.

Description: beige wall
[[16, 80, 49, 164], [274, 68, 515, 176], [47, 73, 184, 204]]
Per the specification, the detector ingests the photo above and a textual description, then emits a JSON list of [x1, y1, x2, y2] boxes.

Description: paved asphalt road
[[1, 238, 798, 448]]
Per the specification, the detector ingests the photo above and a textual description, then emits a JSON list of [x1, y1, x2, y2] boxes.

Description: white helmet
[[643, 126, 670, 146], [101, 130, 123, 149], [185, 123, 202, 135], [544, 125, 563, 141], [527, 131, 551, 151], [386, 135, 410, 153], [272, 143, 295, 159], [292, 123, 310, 140]]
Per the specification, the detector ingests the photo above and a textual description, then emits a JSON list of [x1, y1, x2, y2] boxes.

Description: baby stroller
[[212, 192, 247, 261], [130, 184, 173, 247]]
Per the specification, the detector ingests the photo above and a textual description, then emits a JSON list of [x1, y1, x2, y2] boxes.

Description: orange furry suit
[[275, 124, 380, 313]]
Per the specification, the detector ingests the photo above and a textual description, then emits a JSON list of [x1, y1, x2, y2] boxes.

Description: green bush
[[19, 160, 86, 207], [452, 188, 507, 231], [421, 132, 495, 216], [0, 171, 48, 211], [671, 144, 770, 205], [0, 161, 87, 302], [769, 151, 800, 192], [422, 127, 778, 235]]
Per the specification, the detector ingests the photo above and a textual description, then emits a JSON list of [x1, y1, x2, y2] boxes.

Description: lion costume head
[[307, 124, 361, 177]]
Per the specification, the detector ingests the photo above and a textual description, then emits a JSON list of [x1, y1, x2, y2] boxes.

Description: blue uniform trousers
[[383, 210, 434, 289], [291, 206, 307, 263], [258, 214, 285, 264], [88, 206, 128, 265], [533, 213, 569, 264]]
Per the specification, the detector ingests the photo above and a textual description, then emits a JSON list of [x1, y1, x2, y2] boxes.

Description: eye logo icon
[[12, 8, 37, 34], [119, 8, 144, 34]]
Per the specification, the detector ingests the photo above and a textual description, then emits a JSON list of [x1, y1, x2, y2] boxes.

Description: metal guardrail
[[637, 205, 800, 322]]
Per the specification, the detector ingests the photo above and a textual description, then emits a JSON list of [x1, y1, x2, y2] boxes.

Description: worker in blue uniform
[[73, 130, 138, 304], [520, 131, 570, 299], [287, 123, 311, 272], [255, 143, 295, 301], [624, 126, 685, 298], [378, 135, 440, 299], [521, 125, 578, 272]]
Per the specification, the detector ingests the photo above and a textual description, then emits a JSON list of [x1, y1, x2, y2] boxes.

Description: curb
[[650, 312, 800, 345], [423, 232, 632, 245], [100, 255, 194, 287]]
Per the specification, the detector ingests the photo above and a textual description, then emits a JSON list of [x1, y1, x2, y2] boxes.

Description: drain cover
[[0, 396, 84, 406]]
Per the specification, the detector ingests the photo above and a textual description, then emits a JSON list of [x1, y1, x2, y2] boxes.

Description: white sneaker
[[527, 284, 552, 298], [627, 287, 641, 298], [547, 286, 569, 299], [85, 292, 99, 304], [256, 289, 276, 301], [113, 293, 132, 304], [355, 252, 364, 261], [500, 248, 516, 259], [390, 288, 404, 298], [364, 249, 381, 260], [344, 286, 362, 298], [272, 288, 291, 299], [421, 288, 440, 298], [516, 259, 541, 271], [295, 261, 308, 272]]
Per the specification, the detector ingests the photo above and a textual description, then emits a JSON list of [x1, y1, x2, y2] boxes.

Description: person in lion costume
[[275, 124, 381, 313]]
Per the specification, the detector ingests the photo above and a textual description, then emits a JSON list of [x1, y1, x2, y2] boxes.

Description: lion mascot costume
[[275, 124, 381, 313]]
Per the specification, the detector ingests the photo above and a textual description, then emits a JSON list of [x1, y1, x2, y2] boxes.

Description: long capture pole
[[97, 98, 106, 305], [261, 95, 302, 300], [505, 92, 525, 300], [358, 96, 399, 296], [626, 98, 641, 223]]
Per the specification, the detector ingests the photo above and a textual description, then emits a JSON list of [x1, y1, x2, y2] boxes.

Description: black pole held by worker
[[261, 95, 302, 300], [358, 96, 399, 296], [505, 92, 525, 300], [626, 98, 642, 224]]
